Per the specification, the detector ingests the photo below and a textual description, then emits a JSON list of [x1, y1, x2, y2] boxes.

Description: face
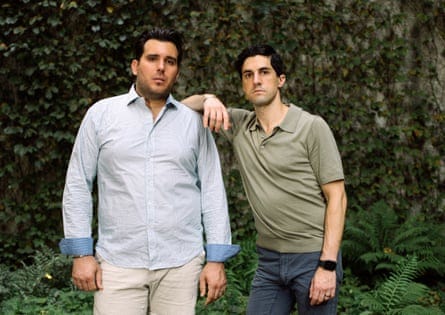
[[241, 55, 285, 107], [131, 39, 180, 101]]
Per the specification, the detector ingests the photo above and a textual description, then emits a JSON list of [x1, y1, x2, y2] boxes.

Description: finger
[[72, 279, 81, 290], [96, 266, 103, 290], [202, 108, 210, 128], [310, 291, 324, 306], [199, 277, 206, 298], [222, 109, 231, 131], [205, 285, 218, 305], [205, 295, 213, 305], [77, 279, 88, 291], [208, 109, 217, 131], [73, 277, 86, 291], [214, 110, 222, 132], [86, 278, 97, 291]]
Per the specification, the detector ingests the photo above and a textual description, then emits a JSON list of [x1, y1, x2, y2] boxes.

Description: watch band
[[318, 260, 337, 271], [72, 254, 93, 259]]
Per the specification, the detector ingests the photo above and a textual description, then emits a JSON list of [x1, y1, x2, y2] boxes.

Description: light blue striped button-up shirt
[[59, 86, 239, 269]]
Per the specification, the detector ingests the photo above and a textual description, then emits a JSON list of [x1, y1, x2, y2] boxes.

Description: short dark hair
[[234, 45, 285, 78], [134, 28, 184, 66]]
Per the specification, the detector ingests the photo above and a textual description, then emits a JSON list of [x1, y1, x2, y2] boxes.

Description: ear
[[130, 59, 139, 76], [175, 70, 180, 82], [278, 74, 286, 88]]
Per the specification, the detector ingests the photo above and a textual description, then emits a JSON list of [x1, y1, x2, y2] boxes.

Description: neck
[[145, 98, 167, 121], [134, 86, 168, 121], [255, 101, 288, 135]]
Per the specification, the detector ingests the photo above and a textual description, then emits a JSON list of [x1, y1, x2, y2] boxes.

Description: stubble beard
[[250, 91, 277, 108], [137, 83, 172, 102]]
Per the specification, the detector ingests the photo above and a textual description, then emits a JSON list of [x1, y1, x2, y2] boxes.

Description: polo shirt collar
[[279, 104, 302, 133], [248, 103, 302, 133]]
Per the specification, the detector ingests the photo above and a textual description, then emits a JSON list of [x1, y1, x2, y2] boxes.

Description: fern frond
[[394, 304, 444, 315], [357, 256, 443, 314], [377, 256, 427, 312]]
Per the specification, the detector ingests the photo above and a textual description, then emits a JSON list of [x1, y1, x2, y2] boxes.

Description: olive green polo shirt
[[222, 104, 344, 253]]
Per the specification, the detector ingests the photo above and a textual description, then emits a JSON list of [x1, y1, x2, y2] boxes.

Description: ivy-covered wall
[[1, 0, 444, 265]]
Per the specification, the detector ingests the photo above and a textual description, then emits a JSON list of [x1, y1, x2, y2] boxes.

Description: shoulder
[[228, 107, 252, 118], [290, 104, 329, 129], [175, 100, 204, 124], [87, 93, 129, 115], [82, 92, 131, 130], [228, 107, 256, 127]]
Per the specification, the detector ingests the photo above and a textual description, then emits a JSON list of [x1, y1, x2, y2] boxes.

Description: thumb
[[96, 265, 103, 290], [199, 274, 207, 297]]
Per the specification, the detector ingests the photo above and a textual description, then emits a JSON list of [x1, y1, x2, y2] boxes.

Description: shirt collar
[[248, 103, 301, 133], [279, 104, 302, 133], [126, 84, 178, 110]]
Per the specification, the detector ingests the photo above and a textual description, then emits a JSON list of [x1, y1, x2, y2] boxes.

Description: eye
[[168, 59, 176, 66], [243, 72, 253, 79]]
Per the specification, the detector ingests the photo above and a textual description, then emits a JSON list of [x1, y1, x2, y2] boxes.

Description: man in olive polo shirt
[[183, 44, 347, 315]]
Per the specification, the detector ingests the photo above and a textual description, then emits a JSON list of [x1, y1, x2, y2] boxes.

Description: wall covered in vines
[[1, 0, 444, 264]]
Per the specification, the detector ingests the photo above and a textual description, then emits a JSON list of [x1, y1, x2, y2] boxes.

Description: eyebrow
[[146, 54, 177, 62], [242, 66, 272, 74]]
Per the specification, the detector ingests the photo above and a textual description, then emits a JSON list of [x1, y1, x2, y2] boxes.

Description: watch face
[[320, 260, 337, 271]]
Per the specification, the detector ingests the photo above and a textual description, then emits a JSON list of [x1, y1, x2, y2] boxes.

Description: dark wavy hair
[[134, 28, 184, 66], [234, 44, 285, 78]]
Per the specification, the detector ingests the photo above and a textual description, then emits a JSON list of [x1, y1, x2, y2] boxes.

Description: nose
[[157, 60, 165, 72], [253, 72, 261, 85]]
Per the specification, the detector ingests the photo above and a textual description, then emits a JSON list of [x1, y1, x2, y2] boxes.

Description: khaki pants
[[94, 254, 205, 315]]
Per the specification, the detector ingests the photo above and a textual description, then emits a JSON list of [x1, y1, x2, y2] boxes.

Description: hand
[[309, 267, 336, 305], [203, 95, 231, 132], [199, 262, 227, 305], [71, 256, 103, 291]]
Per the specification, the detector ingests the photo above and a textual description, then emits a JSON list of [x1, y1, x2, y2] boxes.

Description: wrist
[[318, 259, 337, 271], [203, 94, 216, 103], [72, 254, 93, 259]]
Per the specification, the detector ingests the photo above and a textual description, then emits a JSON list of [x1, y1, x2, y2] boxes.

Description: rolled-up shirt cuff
[[205, 244, 241, 262], [59, 237, 94, 256]]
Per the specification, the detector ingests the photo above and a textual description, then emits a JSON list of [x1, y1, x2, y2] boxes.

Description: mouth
[[153, 77, 165, 84]]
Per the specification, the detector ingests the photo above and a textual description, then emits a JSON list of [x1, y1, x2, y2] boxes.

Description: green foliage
[[1, 290, 93, 315], [342, 201, 445, 279], [0, 246, 72, 302], [196, 235, 257, 314], [358, 256, 444, 315], [0, 247, 93, 314], [1, 244, 444, 314], [338, 268, 372, 314], [0, 3, 444, 312]]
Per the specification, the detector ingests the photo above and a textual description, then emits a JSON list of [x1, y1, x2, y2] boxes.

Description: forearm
[[320, 181, 347, 261]]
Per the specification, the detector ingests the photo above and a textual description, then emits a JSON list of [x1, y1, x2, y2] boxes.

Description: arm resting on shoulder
[[182, 94, 231, 132]]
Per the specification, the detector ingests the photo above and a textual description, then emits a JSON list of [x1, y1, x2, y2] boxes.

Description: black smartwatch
[[318, 260, 337, 271]]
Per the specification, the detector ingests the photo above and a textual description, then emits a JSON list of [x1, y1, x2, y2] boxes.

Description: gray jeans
[[246, 247, 343, 315]]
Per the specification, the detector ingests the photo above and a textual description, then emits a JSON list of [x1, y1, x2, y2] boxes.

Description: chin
[[252, 99, 270, 107]]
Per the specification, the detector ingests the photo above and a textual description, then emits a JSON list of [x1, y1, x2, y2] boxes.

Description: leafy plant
[[196, 235, 257, 314], [1, 289, 93, 315], [342, 200, 445, 279], [358, 256, 444, 315], [1, 0, 444, 269], [0, 246, 72, 301]]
